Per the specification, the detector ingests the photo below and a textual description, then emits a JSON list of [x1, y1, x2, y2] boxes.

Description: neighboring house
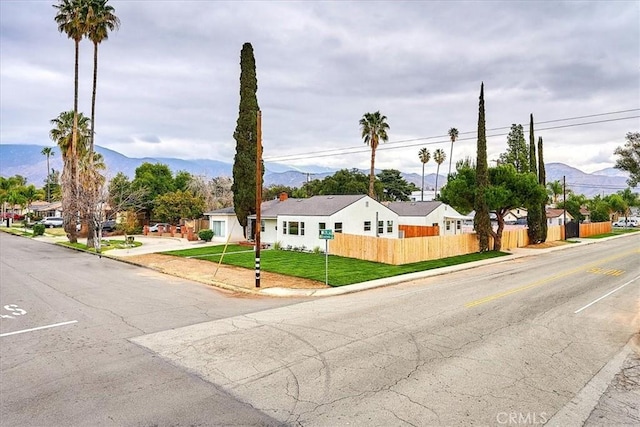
[[546, 208, 574, 226], [580, 207, 591, 223], [503, 207, 528, 224], [30, 201, 63, 218], [203, 206, 246, 243], [409, 190, 438, 202], [386, 201, 470, 236], [248, 194, 399, 249]]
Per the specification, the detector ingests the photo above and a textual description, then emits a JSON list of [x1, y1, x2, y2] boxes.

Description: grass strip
[[162, 247, 508, 287]]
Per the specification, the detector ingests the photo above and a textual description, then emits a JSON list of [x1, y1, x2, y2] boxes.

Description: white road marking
[[0, 320, 78, 337], [574, 275, 640, 314]]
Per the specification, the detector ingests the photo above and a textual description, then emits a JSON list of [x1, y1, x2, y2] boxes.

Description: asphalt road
[[1, 232, 638, 426], [0, 232, 307, 426], [134, 234, 639, 426]]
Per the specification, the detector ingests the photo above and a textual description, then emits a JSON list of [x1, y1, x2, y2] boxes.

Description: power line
[[265, 112, 639, 162]]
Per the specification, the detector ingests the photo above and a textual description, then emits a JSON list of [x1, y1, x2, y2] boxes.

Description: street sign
[[320, 229, 334, 240]]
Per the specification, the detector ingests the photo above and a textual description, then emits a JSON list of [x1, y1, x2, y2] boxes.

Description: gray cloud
[[1, 0, 638, 176]]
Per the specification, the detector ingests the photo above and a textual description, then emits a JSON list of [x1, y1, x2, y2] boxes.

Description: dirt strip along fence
[[329, 225, 570, 265]]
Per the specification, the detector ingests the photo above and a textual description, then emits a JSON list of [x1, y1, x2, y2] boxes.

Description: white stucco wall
[[260, 196, 400, 250], [208, 214, 245, 242], [396, 204, 467, 235]]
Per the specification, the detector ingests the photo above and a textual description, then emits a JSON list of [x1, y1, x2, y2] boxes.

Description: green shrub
[[273, 241, 282, 250], [33, 224, 45, 236], [198, 228, 214, 242]]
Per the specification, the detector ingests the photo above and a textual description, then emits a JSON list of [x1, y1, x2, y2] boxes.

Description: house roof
[[239, 194, 372, 219], [386, 201, 442, 216], [546, 208, 573, 219], [260, 194, 369, 218], [30, 201, 62, 212], [204, 206, 237, 216]]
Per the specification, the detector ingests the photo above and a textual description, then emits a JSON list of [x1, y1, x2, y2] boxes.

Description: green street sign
[[320, 229, 334, 240]]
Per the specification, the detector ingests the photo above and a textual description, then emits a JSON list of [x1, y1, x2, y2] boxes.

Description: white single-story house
[[203, 206, 246, 243], [386, 201, 470, 236], [546, 208, 574, 226], [248, 194, 399, 249], [30, 201, 63, 218], [504, 207, 528, 224]]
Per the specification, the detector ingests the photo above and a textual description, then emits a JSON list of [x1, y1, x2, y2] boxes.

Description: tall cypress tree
[[474, 83, 491, 251], [527, 113, 542, 242], [231, 42, 262, 234], [538, 136, 548, 242]]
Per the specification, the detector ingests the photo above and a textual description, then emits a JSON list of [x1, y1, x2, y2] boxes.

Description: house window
[[289, 221, 299, 235], [283, 221, 287, 234], [378, 220, 384, 234], [364, 221, 371, 231], [211, 220, 225, 237], [432, 223, 438, 227], [334, 222, 343, 233], [300, 222, 305, 236], [261, 220, 265, 232], [319, 222, 326, 236], [456, 221, 461, 230], [446, 221, 451, 231], [387, 220, 393, 233]]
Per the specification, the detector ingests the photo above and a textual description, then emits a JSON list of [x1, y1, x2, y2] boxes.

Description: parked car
[[1, 213, 24, 220], [40, 216, 64, 228], [613, 219, 638, 227], [102, 220, 117, 232], [148, 223, 180, 232]]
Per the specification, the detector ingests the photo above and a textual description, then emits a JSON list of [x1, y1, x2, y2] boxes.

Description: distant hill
[[0, 144, 633, 197]]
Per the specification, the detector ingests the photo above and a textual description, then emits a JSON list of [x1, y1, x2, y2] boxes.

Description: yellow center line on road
[[464, 249, 637, 309]]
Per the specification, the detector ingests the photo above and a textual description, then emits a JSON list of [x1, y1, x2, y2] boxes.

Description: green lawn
[[587, 227, 639, 239], [162, 245, 509, 287]]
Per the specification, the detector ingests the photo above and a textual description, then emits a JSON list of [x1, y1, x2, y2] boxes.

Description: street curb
[[546, 333, 640, 427], [259, 233, 634, 297]]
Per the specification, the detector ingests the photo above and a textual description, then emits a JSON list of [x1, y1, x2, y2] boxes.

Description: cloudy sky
[[1, 0, 638, 176]]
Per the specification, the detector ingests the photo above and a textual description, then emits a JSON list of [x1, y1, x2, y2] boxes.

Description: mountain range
[[0, 144, 633, 197]]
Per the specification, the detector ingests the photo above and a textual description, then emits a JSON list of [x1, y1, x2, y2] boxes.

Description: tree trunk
[[491, 213, 506, 251], [66, 38, 80, 243], [421, 163, 425, 201], [369, 141, 377, 198]]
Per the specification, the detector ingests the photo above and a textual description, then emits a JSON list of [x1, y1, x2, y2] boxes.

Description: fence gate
[[565, 221, 579, 239]]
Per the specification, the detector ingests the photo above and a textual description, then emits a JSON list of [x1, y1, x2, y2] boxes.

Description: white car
[[40, 217, 64, 228], [613, 219, 638, 227]]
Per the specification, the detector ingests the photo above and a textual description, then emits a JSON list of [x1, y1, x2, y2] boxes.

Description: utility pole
[[563, 175, 567, 237], [255, 110, 262, 288]]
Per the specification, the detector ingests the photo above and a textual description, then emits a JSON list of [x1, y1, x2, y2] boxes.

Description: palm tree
[[86, 0, 120, 155], [79, 150, 106, 250], [41, 147, 55, 202], [50, 110, 91, 242], [447, 127, 458, 177], [54, 0, 87, 242], [433, 148, 446, 197], [359, 111, 390, 198], [418, 148, 430, 201], [546, 180, 563, 205]]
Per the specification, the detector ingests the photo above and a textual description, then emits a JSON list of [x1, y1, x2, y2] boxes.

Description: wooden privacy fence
[[399, 224, 439, 237], [329, 225, 566, 265], [579, 222, 611, 237]]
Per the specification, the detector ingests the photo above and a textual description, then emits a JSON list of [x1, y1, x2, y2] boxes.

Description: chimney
[[279, 192, 288, 202]]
